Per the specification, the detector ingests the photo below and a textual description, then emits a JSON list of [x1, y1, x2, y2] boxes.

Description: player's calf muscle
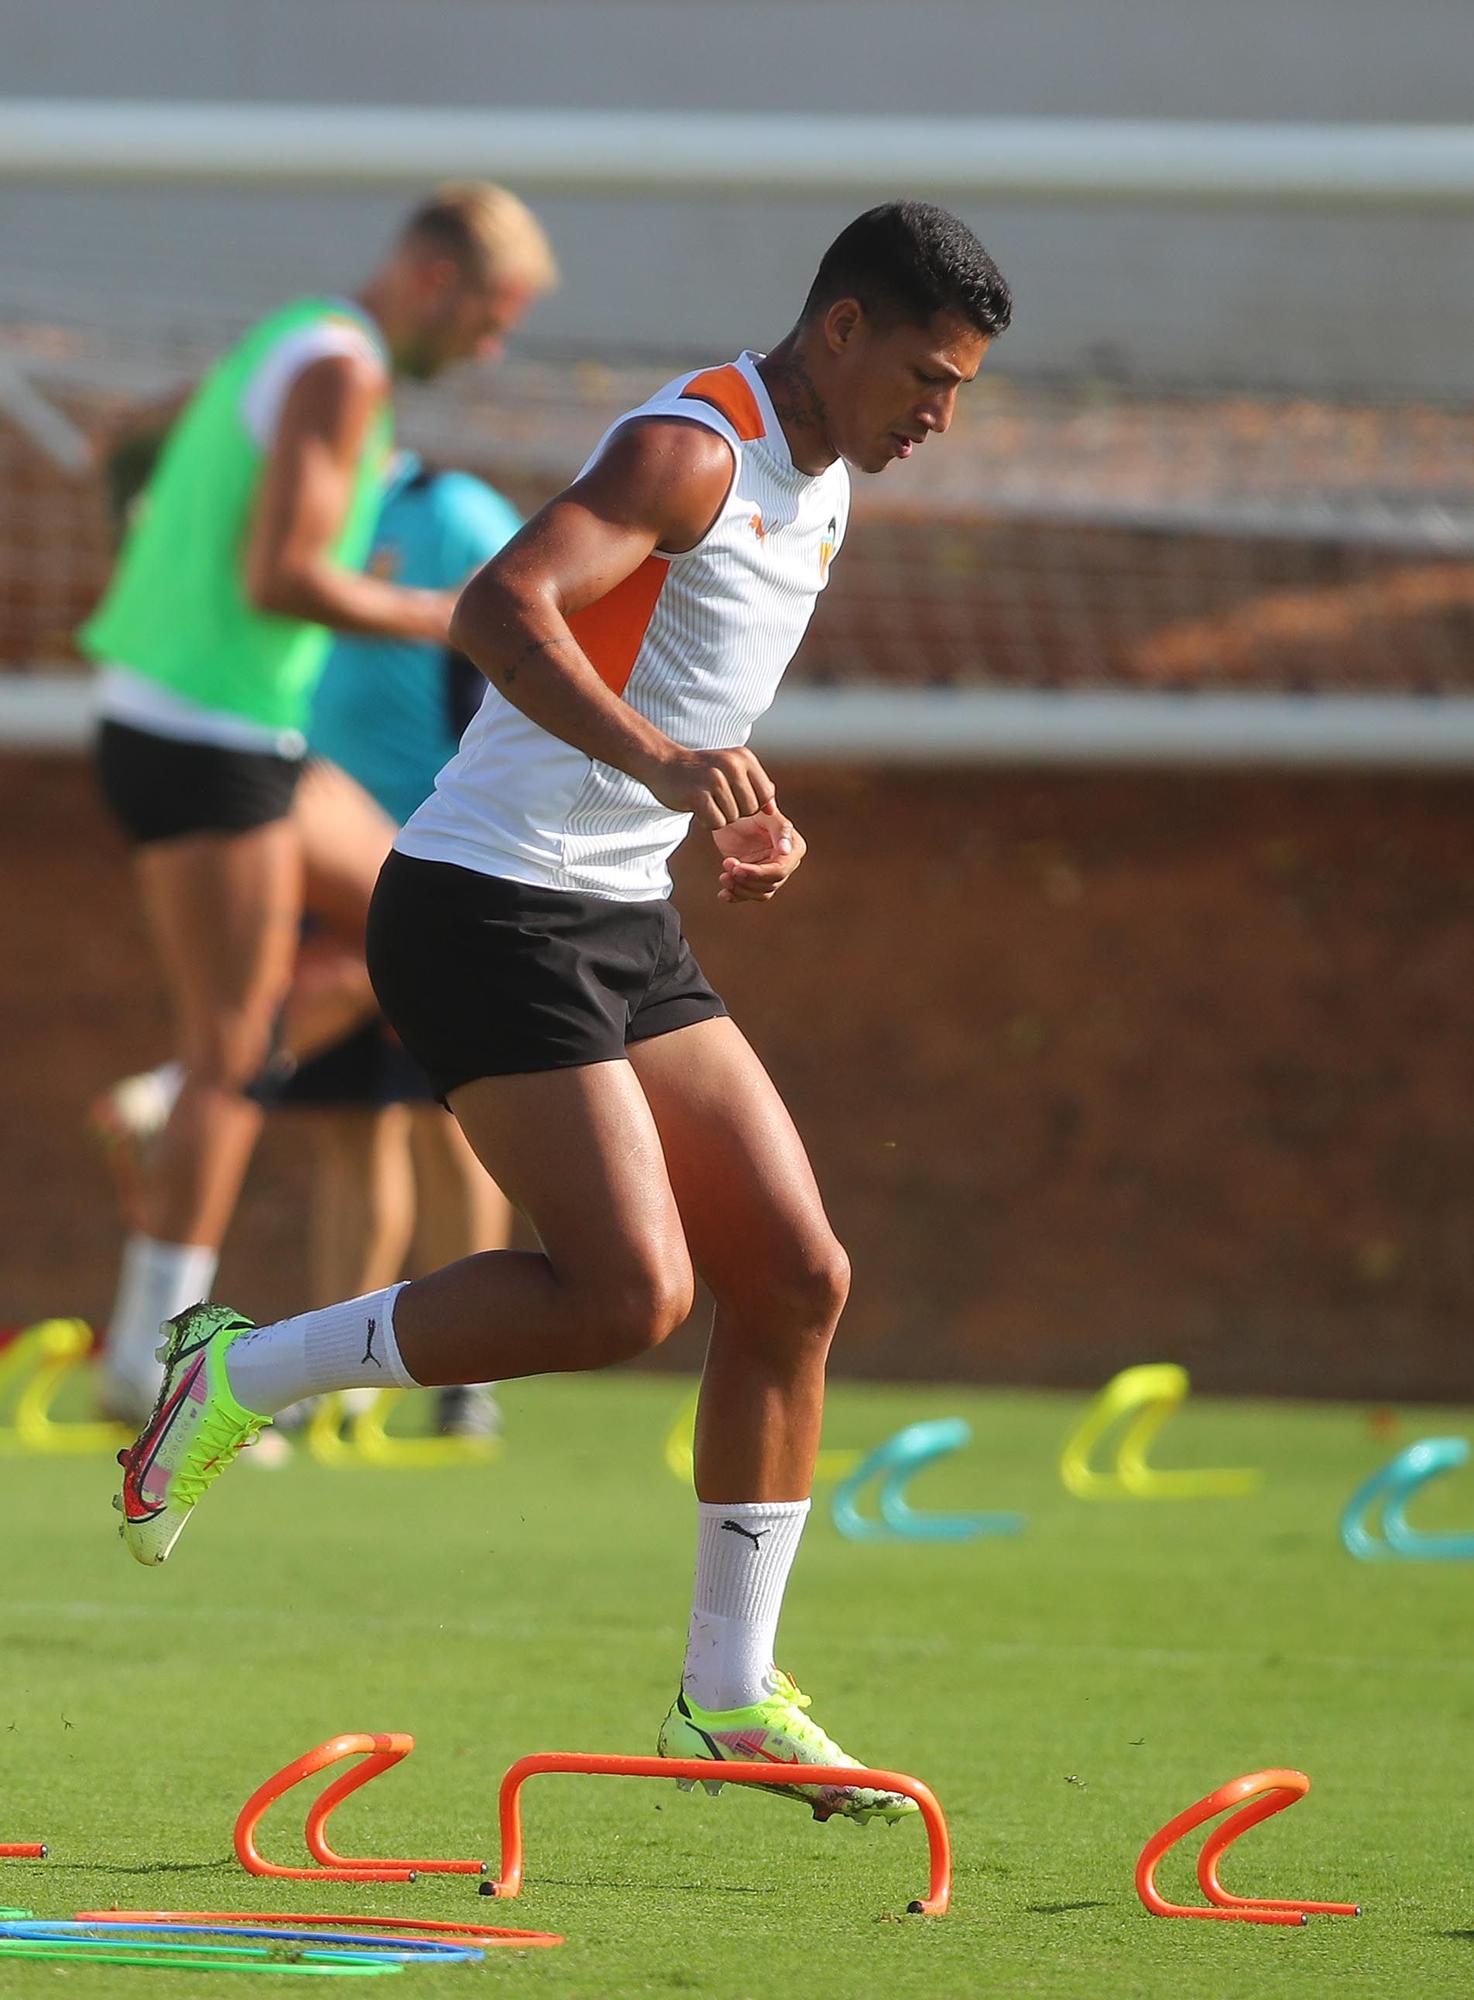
[[392, 1238, 694, 1379]]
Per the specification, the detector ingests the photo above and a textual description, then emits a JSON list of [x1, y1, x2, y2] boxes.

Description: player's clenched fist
[[640, 744, 776, 828], [712, 801, 806, 904]]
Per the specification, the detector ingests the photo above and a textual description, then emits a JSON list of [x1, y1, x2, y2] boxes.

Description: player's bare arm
[[244, 352, 456, 644], [451, 419, 776, 830]]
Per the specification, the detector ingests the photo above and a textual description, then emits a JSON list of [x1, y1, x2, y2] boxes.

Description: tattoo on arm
[[500, 632, 573, 688]]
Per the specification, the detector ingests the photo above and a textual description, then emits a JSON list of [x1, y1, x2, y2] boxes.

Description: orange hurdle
[[234, 1733, 487, 1883], [0, 1843, 46, 1859], [1136, 1769, 1360, 1927], [478, 1753, 952, 1915]]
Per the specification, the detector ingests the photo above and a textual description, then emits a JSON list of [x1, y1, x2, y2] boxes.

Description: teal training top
[[309, 455, 521, 826]]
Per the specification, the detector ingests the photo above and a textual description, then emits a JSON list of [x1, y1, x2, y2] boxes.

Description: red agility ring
[[76, 1909, 562, 1948]]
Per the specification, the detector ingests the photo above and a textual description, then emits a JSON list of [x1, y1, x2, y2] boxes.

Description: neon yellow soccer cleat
[[658, 1669, 919, 1824], [114, 1302, 267, 1567]]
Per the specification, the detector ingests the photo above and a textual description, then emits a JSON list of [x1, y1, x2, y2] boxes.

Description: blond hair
[[399, 182, 558, 294]]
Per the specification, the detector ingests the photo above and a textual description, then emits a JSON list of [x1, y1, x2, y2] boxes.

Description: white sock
[[142, 1059, 185, 1126], [681, 1500, 811, 1712], [102, 1234, 219, 1407], [112, 1060, 185, 1137], [225, 1281, 415, 1417]]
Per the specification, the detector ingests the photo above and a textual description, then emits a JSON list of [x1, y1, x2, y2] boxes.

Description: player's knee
[[574, 1257, 694, 1366], [714, 1232, 850, 1356], [769, 1228, 850, 1321], [185, 1020, 278, 1095], [795, 1236, 851, 1337]]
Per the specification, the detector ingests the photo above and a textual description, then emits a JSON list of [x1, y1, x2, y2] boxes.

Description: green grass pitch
[[4, 1374, 1473, 1997]]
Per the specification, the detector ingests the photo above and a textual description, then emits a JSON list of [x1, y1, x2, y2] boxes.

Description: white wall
[[3, 0, 1472, 393]]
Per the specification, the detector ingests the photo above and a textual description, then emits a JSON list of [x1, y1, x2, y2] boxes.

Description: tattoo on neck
[[760, 356, 830, 443], [501, 632, 572, 688]]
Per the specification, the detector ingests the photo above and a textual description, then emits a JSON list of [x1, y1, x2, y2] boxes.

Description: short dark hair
[[803, 201, 1012, 340]]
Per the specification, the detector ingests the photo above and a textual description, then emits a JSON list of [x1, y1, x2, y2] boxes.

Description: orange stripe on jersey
[[680, 365, 764, 442], [566, 554, 669, 698]]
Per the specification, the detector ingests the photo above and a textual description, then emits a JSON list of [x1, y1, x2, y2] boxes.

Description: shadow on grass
[[41, 1856, 237, 1877], [531, 1875, 775, 1897], [1025, 1901, 1111, 1916]]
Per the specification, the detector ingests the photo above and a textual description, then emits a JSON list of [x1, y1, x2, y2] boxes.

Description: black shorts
[[366, 850, 727, 1096], [95, 718, 302, 846], [274, 1018, 442, 1109]]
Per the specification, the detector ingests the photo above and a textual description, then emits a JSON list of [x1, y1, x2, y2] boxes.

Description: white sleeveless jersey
[[396, 351, 850, 901]]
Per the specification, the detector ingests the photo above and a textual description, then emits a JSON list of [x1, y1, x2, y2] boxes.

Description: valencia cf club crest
[[819, 517, 837, 583]]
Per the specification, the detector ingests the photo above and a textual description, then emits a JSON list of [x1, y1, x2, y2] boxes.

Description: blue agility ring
[[831, 1418, 1025, 1542], [1340, 1436, 1474, 1561]]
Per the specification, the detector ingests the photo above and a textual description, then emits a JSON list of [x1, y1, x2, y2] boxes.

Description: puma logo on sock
[[362, 1317, 381, 1368], [720, 1519, 769, 1549]]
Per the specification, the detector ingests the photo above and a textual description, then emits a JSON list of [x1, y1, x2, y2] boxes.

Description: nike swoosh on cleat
[[138, 1360, 204, 1454], [167, 1330, 226, 1364], [670, 1695, 725, 1763], [120, 1482, 167, 1524], [122, 1360, 205, 1516]]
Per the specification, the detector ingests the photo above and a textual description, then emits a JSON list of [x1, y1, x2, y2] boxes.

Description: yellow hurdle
[[304, 1390, 358, 1468], [1059, 1363, 1260, 1500], [662, 1390, 860, 1487], [305, 1388, 499, 1469], [0, 1318, 131, 1455]]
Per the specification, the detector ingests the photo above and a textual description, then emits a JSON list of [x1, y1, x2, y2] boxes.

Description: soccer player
[[117, 202, 1011, 1822], [85, 185, 557, 1418]]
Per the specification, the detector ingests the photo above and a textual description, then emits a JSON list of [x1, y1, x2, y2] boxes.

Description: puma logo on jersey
[[749, 512, 770, 543]]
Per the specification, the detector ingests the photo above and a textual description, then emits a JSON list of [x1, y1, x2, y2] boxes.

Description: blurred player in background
[[117, 202, 1012, 1823], [94, 452, 523, 1436], [82, 185, 556, 1419], [277, 452, 523, 1440]]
